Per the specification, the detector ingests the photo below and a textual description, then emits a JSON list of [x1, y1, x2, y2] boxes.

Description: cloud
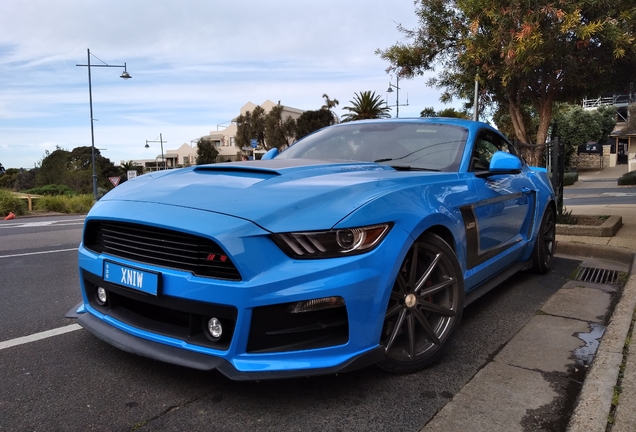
[[0, 0, 453, 169]]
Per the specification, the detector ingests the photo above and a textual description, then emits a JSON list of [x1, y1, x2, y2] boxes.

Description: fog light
[[289, 296, 345, 314], [207, 318, 223, 339], [96, 287, 108, 305]]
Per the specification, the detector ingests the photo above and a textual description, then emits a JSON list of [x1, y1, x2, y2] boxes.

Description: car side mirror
[[261, 148, 279, 160], [475, 151, 522, 178]]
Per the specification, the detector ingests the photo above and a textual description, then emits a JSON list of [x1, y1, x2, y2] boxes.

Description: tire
[[532, 206, 556, 274], [377, 232, 464, 373]]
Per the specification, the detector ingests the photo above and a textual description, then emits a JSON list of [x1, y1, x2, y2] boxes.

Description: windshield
[[277, 121, 467, 172]]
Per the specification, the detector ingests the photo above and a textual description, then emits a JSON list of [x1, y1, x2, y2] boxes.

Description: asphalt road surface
[[0, 215, 580, 432]]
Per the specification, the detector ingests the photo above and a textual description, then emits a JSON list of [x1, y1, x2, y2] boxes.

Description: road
[[0, 215, 580, 432]]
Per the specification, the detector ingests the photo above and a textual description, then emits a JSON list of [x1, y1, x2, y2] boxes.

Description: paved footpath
[[421, 166, 636, 432]]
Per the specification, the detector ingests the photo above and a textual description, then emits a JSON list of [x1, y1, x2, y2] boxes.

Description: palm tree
[[322, 93, 340, 123], [341, 91, 391, 122], [120, 160, 139, 171]]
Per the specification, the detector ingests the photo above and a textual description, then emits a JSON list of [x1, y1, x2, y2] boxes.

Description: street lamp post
[[386, 76, 409, 118], [77, 49, 131, 201], [145, 134, 165, 170]]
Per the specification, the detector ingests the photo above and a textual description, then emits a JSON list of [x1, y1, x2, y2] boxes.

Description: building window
[[213, 140, 221, 147], [184, 156, 189, 165], [230, 137, 236, 146]]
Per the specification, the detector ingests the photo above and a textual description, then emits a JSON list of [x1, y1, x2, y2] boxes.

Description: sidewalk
[[563, 166, 636, 432], [421, 165, 636, 432]]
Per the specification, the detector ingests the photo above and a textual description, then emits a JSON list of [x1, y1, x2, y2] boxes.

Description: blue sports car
[[69, 118, 556, 380]]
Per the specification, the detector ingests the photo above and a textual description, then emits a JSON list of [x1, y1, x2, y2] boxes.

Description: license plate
[[103, 261, 160, 296]]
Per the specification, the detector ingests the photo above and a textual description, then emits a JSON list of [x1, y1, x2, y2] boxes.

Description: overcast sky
[[0, 0, 454, 170]]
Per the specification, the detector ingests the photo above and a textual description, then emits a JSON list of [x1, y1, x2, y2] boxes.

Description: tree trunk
[[506, 86, 535, 163], [531, 87, 555, 167]]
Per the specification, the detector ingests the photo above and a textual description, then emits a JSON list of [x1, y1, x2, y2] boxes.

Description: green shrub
[[0, 189, 27, 216], [563, 171, 579, 186], [34, 194, 94, 214], [618, 170, 636, 186], [557, 206, 577, 224], [67, 195, 94, 214], [23, 184, 76, 196]]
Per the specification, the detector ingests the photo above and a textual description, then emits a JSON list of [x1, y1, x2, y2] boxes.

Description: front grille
[[84, 220, 241, 281]]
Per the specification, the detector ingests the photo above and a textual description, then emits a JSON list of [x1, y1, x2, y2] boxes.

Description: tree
[[196, 138, 219, 165], [36, 148, 70, 187], [322, 93, 340, 123], [377, 0, 636, 163], [420, 107, 437, 118], [0, 162, 5, 175], [13, 168, 37, 192], [420, 107, 468, 118], [264, 104, 297, 150], [341, 91, 391, 122], [552, 104, 616, 167], [295, 109, 335, 140], [235, 105, 266, 150]]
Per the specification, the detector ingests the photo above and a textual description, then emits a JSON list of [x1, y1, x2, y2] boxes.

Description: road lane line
[[0, 324, 82, 350], [0, 221, 85, 229], [0, 248, 78, 259]]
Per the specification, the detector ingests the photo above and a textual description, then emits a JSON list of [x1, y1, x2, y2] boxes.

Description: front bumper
[[76, 310, 384, 380], [73, 201, 410, 379]]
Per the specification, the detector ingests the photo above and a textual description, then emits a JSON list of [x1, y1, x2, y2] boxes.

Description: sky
[[0, 0, 454, 170]]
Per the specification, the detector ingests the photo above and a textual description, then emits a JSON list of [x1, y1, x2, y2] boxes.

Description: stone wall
[[571, 144, 611, 169]]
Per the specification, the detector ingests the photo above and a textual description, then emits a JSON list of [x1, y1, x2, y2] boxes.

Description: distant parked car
[[69, 118, 556, 380]]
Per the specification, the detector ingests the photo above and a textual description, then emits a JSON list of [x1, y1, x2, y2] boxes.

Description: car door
[[462, 129, 536, 274]]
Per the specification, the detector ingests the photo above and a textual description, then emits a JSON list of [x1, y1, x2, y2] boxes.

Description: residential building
[[198, 100, 304, 162], [582, 89, 636, 167], [127, 100, 304, 172]]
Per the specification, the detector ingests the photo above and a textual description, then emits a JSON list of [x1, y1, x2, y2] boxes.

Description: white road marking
[[0, 324, 82, 350], [0, 248, 78, 259], [602, 192, 636, 197], [0, 219, 85, 229]]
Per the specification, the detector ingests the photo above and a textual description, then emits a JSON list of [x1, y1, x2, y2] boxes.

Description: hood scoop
[[193, 165, 281, 179]]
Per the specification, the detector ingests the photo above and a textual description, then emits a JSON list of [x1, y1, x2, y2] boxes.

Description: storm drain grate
[[573, 266, 625, 285]]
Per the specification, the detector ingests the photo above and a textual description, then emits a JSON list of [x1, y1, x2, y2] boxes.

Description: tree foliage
[[196, 138, 220, 165], [377, 0, 636, 163], [552, 104, 616, 166], [235, 106, 266, 151], [33, 146, 119, 194], [420, 107, 469, 118], [341, 91, 391, 122], [295, 109, 336, 140], [264, 104, 297, 150], [322, 93, 340, 123]]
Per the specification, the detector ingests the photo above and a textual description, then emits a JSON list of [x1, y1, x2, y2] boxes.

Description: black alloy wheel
[[378, 232, 464, 373], [532, 206, 556, 274]]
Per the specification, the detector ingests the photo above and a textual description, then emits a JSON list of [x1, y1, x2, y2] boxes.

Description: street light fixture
[[77, 49, 132, 201], [145, 134, 165, 170], [386, 76, 409, 118]]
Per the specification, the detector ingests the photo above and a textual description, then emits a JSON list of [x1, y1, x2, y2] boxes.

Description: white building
[[130, 100, 304, 172], [199, 100, 304, 162]]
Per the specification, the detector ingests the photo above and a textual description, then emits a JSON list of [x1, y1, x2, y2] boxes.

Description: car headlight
[[271, 223, 392, 259]]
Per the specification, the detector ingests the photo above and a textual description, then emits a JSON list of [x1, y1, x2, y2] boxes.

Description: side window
[[470, 130, 515, 171]]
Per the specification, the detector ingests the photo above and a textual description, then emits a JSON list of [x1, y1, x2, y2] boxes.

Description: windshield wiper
[[374, 158, 440, 171], [390, 165, 440, 172]]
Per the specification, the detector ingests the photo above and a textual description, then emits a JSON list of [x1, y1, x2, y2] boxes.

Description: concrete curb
[[556, 215, 623, 237], [556, 241, 635, 266], [566, 253, 636, 432]]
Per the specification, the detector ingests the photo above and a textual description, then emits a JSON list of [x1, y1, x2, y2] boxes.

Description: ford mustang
[[68, 118, 556, 380]]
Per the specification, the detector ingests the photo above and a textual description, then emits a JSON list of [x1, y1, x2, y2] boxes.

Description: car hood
[[100, 159, 447, 232]]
